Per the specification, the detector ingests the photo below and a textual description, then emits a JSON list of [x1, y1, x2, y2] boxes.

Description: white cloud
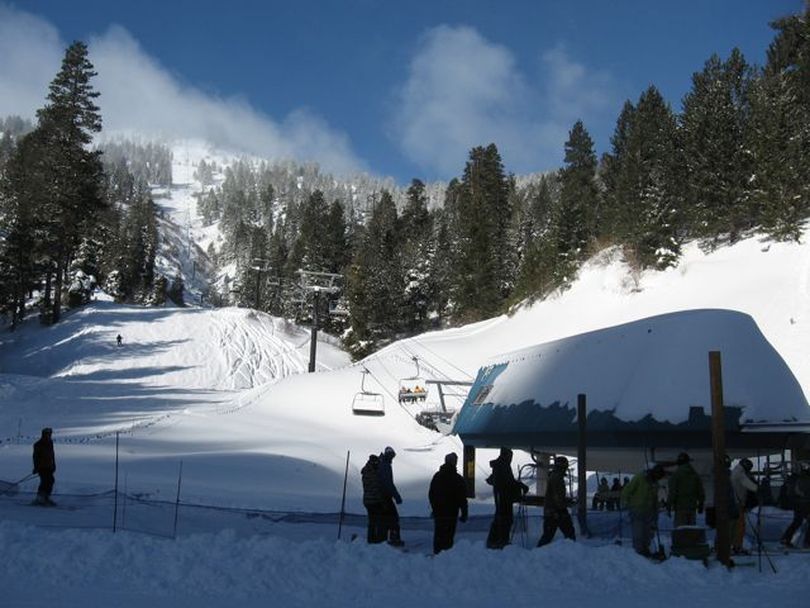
[[0, 6, 365, 176], [391, 25, 618, 177]]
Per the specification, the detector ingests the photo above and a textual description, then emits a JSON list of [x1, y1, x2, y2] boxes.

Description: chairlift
[[352, 368, 385, 417], [398, 356, 429, 404]]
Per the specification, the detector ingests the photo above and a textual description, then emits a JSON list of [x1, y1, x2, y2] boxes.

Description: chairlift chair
[[398, 356, 429, 404], [352, 368, 385, 417]]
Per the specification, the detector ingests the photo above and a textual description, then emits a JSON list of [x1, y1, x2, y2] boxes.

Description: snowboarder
[[378, 446, 404, 546], [667, 452, 705, 527], [361, 453, 385, 543], [428, 452, 468, 554], [536, 456, 576, 547], [731, 458, 758, 554], [32, 427, 56, 505], [116, 334, 122, 346], [485, 447, 528, 549], [622, 463, 665, 557], [780, 462, 810, 549]]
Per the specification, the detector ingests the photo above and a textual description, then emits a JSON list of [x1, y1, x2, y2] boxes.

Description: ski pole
[[0, 473, 36, 496], [745, 509, 777, 574]]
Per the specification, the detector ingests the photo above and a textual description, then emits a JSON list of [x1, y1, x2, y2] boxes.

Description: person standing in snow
[[536, 456, 576, 547], [780, 462, 810, 548], [378, 446, 404, 546], [428, 452, 468, 554], [730, 458, 758, 554], [32, 427, 56, 505], [485, 447, 528, 549], [361, 453, 385, 543], [622, 464, 665, 557], [116, 334, 123, 347], [667, 452, 705, 527]]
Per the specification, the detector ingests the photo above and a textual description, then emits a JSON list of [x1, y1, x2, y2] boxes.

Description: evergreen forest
[[0, 9, 808, 360]]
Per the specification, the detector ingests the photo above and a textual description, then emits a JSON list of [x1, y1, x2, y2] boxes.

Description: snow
[[472, 309, 809, 424], [1, 143, 809, 605]]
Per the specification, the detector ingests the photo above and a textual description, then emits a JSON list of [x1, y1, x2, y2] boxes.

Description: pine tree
[[680, 49, 753, 241], [33, 41, 106, 322], [746, 6, 810, 240], [345, 190, 402, 358], [449, 144, 512, 322], [555, 120, 599, 262], [602, 87, 683, 269]]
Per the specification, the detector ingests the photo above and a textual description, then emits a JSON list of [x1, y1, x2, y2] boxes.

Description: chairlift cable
[[406, 338, 474, 380]]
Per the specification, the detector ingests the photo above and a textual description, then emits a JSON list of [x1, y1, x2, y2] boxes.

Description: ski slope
[[1, 142, 809, 606]]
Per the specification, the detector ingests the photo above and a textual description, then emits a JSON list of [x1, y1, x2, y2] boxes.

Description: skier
[[780, 462, 810, 549], [116, 334, 122, 346], [428, 452, 468, 554], [485, 447, 528, 549], [730, 458, 758, 554], [622, 463, 665, 557], [361, 453, 385, 543], [667, 452, 705, 527], [536, 456, 576, 547], [378, 446, 404, 546], [32, 427, 56, 505]]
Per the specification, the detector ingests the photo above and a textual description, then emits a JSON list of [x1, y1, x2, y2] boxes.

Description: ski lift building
[[453, 310, 810, 475]]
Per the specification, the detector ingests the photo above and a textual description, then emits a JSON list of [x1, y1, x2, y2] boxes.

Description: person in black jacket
[[32, 427, 56, 505], [485, 447, 528, 549], [361, 454, 385, 543], [536, 456, 576, 547], [428, 452, 469, 554], [378, 446, 404, 546]]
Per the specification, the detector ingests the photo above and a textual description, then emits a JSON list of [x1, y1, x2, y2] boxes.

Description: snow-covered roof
[[458, 309, 810, 426]]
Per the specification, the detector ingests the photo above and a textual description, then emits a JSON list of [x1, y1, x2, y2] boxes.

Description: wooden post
[[463, 444, 476, 498], [710, 351, 731, 566], [577, 394, 590, 537]]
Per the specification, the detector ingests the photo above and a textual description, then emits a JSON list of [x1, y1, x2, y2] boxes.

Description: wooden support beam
[[710, 351, 731, 566], [577, 393, 590, 538]]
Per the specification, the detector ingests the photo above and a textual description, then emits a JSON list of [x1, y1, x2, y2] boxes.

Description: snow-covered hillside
[[2, 141, 810, 606]]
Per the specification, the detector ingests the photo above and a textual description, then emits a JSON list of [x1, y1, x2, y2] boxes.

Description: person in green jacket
[[622, 464, 665, 557], [667, 452, 705, 527]]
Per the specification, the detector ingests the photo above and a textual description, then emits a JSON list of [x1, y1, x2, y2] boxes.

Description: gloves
[[395, 497, 403, 505]]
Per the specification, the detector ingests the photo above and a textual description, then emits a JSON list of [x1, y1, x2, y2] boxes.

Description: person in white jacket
[[731, 458, 758, 554]]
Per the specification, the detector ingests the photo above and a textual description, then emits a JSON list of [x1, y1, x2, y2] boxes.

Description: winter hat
[[676, 452, 691, 465], [445, 452, 458, 466], [41, 427, 52, 436], [384, 446, 396, 457]]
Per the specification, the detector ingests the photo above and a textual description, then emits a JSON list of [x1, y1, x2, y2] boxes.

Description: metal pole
[[308, 290, 319, 373], [113, 431, 120, 533], [338, 450, 350, 540], [577, 393, 590, 538], [710, 351, 731, 566], [173, 461, 184, 539]]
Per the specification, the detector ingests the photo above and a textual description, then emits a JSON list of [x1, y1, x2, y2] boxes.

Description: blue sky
[[0, 0, 803, 183]]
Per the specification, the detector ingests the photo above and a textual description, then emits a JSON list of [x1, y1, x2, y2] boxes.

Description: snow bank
[[0, 521, 805, 608]]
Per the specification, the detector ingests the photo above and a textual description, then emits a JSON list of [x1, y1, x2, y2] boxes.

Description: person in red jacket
[[428, 452, 469, 554], [32, 427, 56, 505]]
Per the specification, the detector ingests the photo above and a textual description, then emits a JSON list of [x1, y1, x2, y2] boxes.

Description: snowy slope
[[1, 141, 810, 605]]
